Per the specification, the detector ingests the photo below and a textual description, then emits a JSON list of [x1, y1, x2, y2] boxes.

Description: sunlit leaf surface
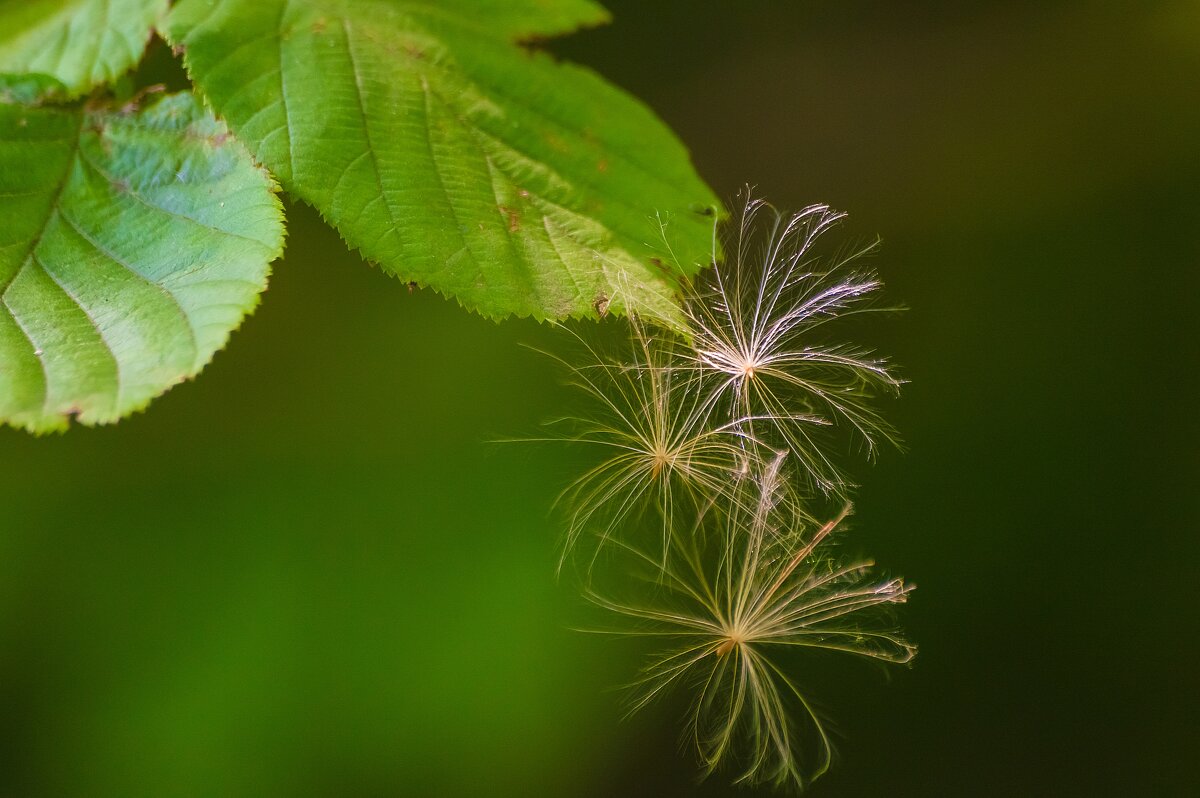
[[0, 0, 167, 97], [0, 86, 283, 432], [166, 0, 720, 321]]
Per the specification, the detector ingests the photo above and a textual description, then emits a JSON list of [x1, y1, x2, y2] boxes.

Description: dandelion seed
[[538, 194, 915, 789], [681, 191, 904, 496], [585, 457, 915, 790], [539, 318, 780, 563]]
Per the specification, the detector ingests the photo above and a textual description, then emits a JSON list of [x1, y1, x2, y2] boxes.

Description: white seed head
[[681, 190, 905, 496]]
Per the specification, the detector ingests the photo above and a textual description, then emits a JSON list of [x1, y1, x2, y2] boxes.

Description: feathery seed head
[[682, 191, 905, 497], [538, 193, 914, 789], [587, 467, 914, 790], [547, 318, 777, 563]]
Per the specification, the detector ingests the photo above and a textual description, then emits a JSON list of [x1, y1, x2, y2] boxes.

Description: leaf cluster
[[0, 0, 719, 431]]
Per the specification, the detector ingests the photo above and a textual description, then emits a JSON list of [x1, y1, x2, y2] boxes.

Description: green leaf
[[165, 0, 719, 322], [0, 0, 168, 98], [0, 87, 284, 433], [400, 0, 610, 39]]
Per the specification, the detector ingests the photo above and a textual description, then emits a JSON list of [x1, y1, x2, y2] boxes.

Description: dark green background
[[2, 1, 1197, 795]]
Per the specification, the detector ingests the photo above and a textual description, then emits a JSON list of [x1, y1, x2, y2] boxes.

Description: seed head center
[[650, 448, 673, 478], [716, 628, 747, 657], [738, 356, 760, 379]]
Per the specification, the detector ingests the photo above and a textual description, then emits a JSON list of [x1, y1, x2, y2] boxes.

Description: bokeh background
[[2, 1, 1197, 795]]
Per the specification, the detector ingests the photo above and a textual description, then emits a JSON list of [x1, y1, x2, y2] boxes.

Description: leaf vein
[[0, 269, 49, 415], [31, 246, 121, 412], [0, 116, 83, 296], [75, 145, 273, 248], [56, 206, 200, 371], [341, 18, 402, 246], [419, 74, 481, 285]]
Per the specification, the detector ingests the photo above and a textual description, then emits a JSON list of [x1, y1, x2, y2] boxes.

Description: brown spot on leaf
[[593, 292, 610, 317], [119, 83, 165, 115], [596, 158, 608, 173], [312, 17, 327, 33], [89, 125, 114, 156], [499, 205, 520, 232]]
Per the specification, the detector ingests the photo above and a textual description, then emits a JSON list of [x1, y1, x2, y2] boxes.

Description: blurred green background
[[2, 1, 1197, 795]]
